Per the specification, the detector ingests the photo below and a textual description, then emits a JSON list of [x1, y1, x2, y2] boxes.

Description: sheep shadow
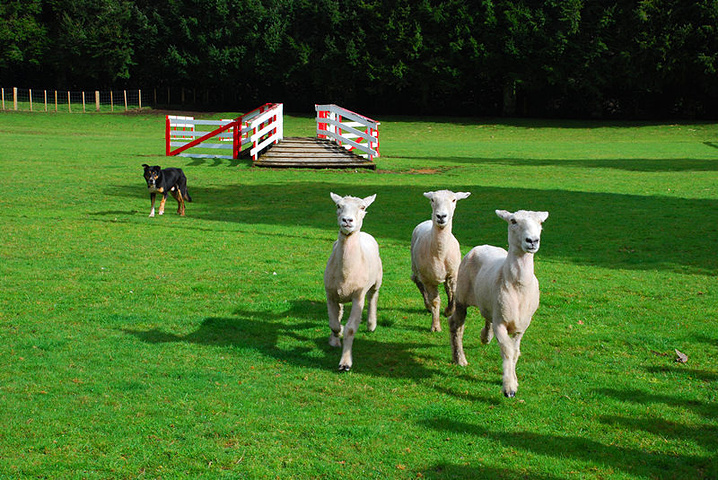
[[418, 464, 564, 480], [420, 414, 715, 479], [121, 298, 443, 382]]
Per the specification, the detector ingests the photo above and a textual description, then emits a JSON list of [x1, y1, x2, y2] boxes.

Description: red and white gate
[[315, 104, 380, 161], [166, 103, 283, 160]]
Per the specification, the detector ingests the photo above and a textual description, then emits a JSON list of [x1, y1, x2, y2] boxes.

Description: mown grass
[[0, 110, 716, 479]]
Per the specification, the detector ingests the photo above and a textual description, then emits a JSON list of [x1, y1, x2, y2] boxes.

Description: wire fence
[[1, 86, 245, 113], [1, 87, 155, 113]]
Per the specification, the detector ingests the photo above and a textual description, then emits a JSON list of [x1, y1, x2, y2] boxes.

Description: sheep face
[[330, 192, 376, 236], [496, 209, 549, 254], [424, 190, 471, 229]]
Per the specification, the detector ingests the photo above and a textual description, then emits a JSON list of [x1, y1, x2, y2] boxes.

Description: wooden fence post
[[123, 90, 128, 111], [55, 90, 58, 112], [29, 89, 33, 111], [44, 90, 47, 111], [68, 91, 71, 112], [14, 87, 18, 110], [1, 88, 4, 110], [95, 91, 100, 112], [110, 91, 114, 112], [82, 91, 86, 113], [139, 89, 142, 109]]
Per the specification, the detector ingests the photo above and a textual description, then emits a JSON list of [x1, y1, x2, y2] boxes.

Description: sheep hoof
[[338, 364, 351, 372], [431, 325, 442, 332], [503, 390, 516, 398]]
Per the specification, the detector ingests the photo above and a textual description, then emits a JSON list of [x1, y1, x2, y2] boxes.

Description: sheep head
[[424, 190, 471, 229], [496, 209, 549, 254], [330, 192, 376, 236]]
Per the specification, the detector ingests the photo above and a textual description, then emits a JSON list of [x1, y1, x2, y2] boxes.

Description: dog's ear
[[142, 164, 150, 169]]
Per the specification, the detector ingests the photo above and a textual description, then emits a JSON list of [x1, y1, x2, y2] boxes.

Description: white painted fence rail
[[165, 103, 283, 160], [315, 104, 380, 160]]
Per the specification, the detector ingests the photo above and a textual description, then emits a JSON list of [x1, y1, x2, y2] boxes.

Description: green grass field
[[1, 110, 716, 479]]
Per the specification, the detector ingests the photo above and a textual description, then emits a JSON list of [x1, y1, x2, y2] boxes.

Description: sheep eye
[[510, 219, 517, 225]]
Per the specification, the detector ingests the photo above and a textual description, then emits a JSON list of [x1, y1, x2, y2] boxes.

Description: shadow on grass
[[420, 414, 715, 479], [419, 464, 564, 480], [122, 298, 444, 381], [110, 179, 718, 275], [390, 156, 718, 173]]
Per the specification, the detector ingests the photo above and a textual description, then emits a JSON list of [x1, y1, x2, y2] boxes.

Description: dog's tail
[[183, 188, 192, 202]]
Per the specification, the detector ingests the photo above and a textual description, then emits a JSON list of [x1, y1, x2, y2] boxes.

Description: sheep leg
[[338, 296, 365, 372], [327, 301, 344, 348], [494, 323, 518, 397], [423, 283, 442, 332], [366, 285, 379, 332], [449, 302, 468, 366], [443, 276, 456, 318], [412, 274, 433, 312], [480, 317, 494, 344], [511, 332, 524, 390]]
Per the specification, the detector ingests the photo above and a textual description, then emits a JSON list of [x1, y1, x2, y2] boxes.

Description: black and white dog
[[142, 164, 192, 217]]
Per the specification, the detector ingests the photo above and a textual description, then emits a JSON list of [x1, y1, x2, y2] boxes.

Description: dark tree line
[[2, 0, 717, 117]]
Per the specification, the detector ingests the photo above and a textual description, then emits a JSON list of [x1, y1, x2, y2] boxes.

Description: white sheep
[[411, 190, 471, 332], [449, 209, 549, 397], [324, 192, 383, 372]]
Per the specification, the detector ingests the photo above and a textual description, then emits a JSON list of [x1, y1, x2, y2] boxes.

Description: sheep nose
[[526, 237, 539, 247], [436, 214, 447, 223], [342, 217, 354, 225]]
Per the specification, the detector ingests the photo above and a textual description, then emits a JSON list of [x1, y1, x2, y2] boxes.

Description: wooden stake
[[95, 91, 100, 112], [124, 90, 128, 111], [29, 89, 33, 111], [14, 87, 17, 110], [110, 91, 114, 112]]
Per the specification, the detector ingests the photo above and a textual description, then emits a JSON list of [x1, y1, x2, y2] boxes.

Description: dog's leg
[[159, 193, 167, 215], [171, 189, 185, 216], [149, 193, 157, 217]]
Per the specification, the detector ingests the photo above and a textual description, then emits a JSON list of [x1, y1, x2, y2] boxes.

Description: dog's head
[[142, 164, 161, 190]]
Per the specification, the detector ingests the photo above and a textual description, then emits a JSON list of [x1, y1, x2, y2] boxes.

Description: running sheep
[[449, 209, 549, 397], [324, 193, 383, 372], [411, 190, 471, 332]]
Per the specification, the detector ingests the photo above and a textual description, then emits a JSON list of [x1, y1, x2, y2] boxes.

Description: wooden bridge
[[254, 137, 376, 169], [165, 104, 379, 170]]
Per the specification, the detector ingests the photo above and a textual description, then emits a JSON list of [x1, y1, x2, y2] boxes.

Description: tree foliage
[[1, 0, 716, 117]]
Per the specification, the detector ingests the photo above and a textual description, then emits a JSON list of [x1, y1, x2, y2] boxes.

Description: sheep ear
[[423, 191, 434, 200], [363, 194, 376, 207], [535, 211, 549, 223], [330, 192, 343, 204], [456, 192, 471, 200], [496, 209, 513, 222]]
